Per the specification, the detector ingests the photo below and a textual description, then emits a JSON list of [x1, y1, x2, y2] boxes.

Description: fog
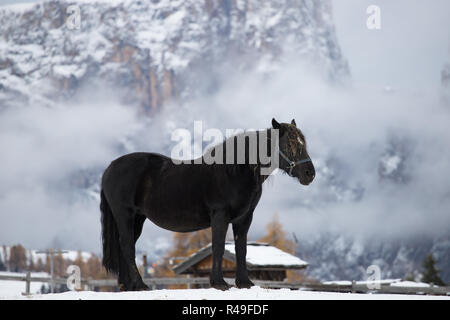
[[0, 0, 449, 255], [146, 61, 450, 243], [0, 88, 143, 252], [331, 0, 450, 90]]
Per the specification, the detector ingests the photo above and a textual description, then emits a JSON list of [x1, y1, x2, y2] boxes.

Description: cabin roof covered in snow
[[173, 241, 308, 274]]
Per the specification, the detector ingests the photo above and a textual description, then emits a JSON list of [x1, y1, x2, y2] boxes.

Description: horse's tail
[[100, 189, 120, 274]]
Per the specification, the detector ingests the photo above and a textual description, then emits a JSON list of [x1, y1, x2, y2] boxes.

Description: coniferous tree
[[258, 213, 314, 283], [186, 229, 212, 256], [421, 254, 445, 286], [87, 254, 105, 279], [36, 257, 45, 272], [53, 252, 65, 277], [73, 250, 88, 278], [44, 254, 51, 274], [9, 244, 27, 272], [258, 213, 296, 254]]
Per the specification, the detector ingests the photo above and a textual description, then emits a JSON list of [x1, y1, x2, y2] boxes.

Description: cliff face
[[0, 0, 349, 112]]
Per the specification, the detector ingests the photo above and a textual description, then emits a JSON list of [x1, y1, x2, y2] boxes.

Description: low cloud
[[1, 60, 449, 255], [145, 59, 450, 242], [0, 87, 142, 252]]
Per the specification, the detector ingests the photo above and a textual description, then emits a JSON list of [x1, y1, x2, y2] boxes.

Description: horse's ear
[[272, 118, 281, 129], [291, 119, 297, 127]]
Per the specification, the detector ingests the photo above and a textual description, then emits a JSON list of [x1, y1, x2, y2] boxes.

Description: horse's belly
[[138, 166, 215, 232], [143, 204, 211, 233]]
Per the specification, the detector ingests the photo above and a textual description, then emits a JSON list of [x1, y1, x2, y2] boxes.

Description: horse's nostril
[[305, 170, 315, 178]]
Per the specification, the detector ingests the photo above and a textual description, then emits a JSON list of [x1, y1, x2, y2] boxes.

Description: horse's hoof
[[236, 279, 254, 289], [137, 287, 149, 291], [119, 282, 149, 291], [136, 284, 150, 291], [212, 283, 230, 291], [211, 280, 231, 291], [118, 283, 128, 291]]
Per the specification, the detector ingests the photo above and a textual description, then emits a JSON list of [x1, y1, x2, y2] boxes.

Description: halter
[[278, 149, 311, 177], [263, 129, 312, 177]]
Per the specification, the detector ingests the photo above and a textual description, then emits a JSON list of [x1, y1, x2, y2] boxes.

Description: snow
[[323, 279, 439, 290], [0, 2, 37, 12], [324, 279, 402, 286], [391, 281, 431, 288], [165, 9, 186, 28], [63, 250, 93, 262], [3, 286, 449, 300], [0, 272, 49, 298], [52, 65, 85, 78], [324, 279, 435, 288], [380, 154, 402, 175], [224, 243, 307, 267]]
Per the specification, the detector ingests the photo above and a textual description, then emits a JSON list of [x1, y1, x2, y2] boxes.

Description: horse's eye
[[297, 137, 304, 145]]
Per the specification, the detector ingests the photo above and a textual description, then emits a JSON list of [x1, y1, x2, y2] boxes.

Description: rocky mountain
[[0, 0, 349, 112], [298, 233, 450, 283]]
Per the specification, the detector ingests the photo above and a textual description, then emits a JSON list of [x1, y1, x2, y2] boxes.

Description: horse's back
[[101, 152, 169, 208]]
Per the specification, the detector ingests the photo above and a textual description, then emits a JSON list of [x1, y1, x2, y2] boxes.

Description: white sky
[[331, 0, 450, 90]]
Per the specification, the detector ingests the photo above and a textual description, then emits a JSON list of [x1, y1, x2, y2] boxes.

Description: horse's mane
[[202, 128, 273, 178]]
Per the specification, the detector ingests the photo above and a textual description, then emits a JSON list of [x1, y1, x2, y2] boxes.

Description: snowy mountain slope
[[0, 0, 349, 112], [297, 233, 450, 284]]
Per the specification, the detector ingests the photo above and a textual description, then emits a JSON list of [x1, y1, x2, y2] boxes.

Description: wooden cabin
[[172, 241, 308, 282]]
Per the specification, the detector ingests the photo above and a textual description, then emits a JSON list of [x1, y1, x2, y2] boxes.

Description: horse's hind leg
[[117, 214, 147, 291], [114, 207, 148, 291], [134, 214, 146, 244]]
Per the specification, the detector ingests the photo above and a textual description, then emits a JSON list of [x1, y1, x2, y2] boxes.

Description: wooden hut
[[172, 241, 308, 282]]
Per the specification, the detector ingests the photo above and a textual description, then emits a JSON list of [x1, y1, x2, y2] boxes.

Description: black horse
[[100, 118, 315, 291]]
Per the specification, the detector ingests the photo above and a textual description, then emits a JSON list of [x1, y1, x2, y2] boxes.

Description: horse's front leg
[[232, 211, 254, 289], [210, 209, 230, 290]]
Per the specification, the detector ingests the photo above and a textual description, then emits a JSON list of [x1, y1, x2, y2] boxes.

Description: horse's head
[[272, 118, 315, 185]]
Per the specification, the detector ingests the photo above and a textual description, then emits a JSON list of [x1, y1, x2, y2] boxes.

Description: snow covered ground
[[2, 286, 449, 300], [0, 272, 49, 297]]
